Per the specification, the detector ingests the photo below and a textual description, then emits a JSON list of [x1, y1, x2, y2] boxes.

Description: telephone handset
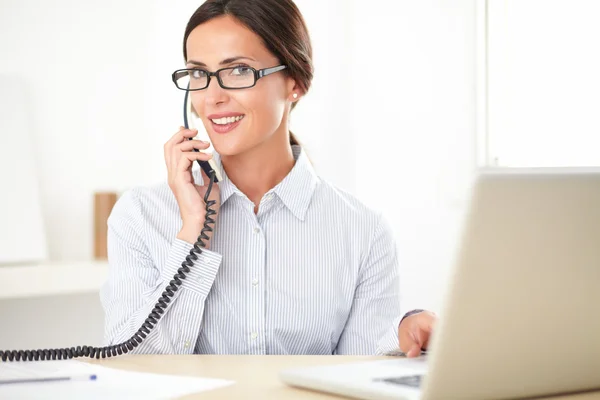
[[183, 88, 222, 183], [0, 93, 220, 362]]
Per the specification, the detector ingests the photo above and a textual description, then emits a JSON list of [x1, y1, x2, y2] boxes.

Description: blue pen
[[0, 374, 97, 385]]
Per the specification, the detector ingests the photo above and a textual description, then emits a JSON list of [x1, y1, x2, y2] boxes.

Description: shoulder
[[108, 180, 178, 229], [312, 178, 393, 244]]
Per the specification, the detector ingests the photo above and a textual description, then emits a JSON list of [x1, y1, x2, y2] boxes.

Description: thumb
[[406, 343, 421, 358], [404, 330, 423, 358]]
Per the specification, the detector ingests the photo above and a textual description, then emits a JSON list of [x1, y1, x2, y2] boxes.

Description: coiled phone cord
[[0, 172, 217, 362]]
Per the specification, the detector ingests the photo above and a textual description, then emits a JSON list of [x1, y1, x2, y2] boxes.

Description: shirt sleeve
[[334, 213, 402, 355], [99, 188, 222, 354]]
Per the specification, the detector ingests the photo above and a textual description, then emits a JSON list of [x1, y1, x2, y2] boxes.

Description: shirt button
[[253, 227, 260, 234], [251, 332, 258, 340], [184, 340, 191, 348], [252, 278, 259, 286]]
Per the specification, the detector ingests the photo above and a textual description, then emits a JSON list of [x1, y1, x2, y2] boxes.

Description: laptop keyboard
[[375, 374, 424, 388]]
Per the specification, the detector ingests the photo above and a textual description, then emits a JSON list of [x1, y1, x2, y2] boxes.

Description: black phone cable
[[0, 171, 217, 362]]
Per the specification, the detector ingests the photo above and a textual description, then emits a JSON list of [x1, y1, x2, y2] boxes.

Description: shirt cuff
[[161, 238, 223, 297]]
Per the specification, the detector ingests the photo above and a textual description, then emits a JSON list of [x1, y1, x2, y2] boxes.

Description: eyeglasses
[[172, 64, 287, 91]]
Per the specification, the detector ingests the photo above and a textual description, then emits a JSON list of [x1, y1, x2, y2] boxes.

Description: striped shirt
[[100, 145, 403, 355]]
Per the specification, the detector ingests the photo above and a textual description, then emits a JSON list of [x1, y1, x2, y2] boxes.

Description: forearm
[[101, 239, 222, 354], [375, 314, 404, 355], [177, 220, 215, 249], [106, 284, 203, 354], [336, 213, 402, 356]]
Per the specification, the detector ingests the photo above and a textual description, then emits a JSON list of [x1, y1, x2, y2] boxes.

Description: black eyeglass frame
[[172, 64, 287, 91]]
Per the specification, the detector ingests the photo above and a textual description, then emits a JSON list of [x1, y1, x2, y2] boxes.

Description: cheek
[[240, 86, 286, 132], [190, 94, 205, 118], [190, 89, 281, 116]]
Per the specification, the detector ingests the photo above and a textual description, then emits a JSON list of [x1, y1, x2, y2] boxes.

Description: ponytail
[[289, 130, 311, 164]]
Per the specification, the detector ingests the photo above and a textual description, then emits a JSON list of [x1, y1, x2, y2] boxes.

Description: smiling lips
[[208, 113, 245, 134]]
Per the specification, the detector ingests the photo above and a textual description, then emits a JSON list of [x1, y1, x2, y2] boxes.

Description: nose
[[204, 76, 229, 106]]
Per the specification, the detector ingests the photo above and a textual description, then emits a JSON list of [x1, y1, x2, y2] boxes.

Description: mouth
[[209, 114, 245, 134]]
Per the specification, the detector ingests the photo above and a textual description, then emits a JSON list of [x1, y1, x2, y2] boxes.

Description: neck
[[221, 130, 295, 211]]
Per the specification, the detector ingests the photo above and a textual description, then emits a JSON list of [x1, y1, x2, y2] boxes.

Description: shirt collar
[[272, 145, 320, 221], [195, 145, 319, 221]]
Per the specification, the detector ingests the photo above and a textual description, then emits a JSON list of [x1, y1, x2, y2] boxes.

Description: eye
[[190, 69, 208, 79], [230, 66, 253, 76]]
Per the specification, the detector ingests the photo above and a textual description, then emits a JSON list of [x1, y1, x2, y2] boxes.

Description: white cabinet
[[0, 261, 108, 300], [0, 261, 109, 350]]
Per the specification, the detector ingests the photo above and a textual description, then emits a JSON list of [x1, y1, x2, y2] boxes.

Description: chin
[[212, 140, 251, 158]]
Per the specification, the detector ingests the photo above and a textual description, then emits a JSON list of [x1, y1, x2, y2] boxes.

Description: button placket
[[248, 220, 266, 355]]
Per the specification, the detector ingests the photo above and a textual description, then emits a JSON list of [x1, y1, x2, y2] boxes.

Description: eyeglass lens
[[176, 66, 255, 90]]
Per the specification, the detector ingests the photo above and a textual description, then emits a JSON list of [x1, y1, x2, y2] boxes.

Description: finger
[[166, 128, 198, 156], [165, 128, 196, 170], [165, 127, 197, 152], [176, 151, 213, 173], [400, 329, 421, 357], [418, 314, 436, 349], [170, 128, 198, 143], [170, 130, 199, 172], [176, 139, 211, 152], [416, 328, 429, 350], [406, 344, 422, 358]]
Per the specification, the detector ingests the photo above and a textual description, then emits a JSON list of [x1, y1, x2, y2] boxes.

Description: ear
[[286, 77, 304, 102]]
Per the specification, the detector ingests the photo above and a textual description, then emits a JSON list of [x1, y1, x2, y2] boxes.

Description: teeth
[[211, 115, 244, 125]]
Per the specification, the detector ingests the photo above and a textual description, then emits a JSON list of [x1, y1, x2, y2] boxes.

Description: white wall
[[0, 0, 477, 347], [1, 0, 156, 261], [351, 0, 477, 313], [486, 0, 600, 167]]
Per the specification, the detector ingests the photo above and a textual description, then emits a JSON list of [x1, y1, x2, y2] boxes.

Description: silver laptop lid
[[422, 168, 600, 400]]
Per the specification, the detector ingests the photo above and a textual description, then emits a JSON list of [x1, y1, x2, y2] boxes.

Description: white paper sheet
[[0, 359, 234, 399]]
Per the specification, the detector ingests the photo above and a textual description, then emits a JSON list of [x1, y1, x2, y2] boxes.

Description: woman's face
[[186, 15, 296, 157]]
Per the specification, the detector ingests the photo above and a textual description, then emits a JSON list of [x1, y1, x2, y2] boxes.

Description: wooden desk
[[88, 355, 600, 400]]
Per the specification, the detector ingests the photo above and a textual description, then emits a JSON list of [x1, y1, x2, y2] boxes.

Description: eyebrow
[[186, 56, 257, 67]]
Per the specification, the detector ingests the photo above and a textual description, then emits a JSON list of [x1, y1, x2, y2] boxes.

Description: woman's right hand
[[164, 127, 221, 247]]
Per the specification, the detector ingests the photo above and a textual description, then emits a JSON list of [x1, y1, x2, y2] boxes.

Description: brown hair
[[183, 0, 313, 146]]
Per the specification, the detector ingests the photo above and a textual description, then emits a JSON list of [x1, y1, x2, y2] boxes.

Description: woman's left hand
[[397, 311, 437, 357]]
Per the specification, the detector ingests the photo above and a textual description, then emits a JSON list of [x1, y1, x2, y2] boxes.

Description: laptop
[[279, 168, 600, 400]]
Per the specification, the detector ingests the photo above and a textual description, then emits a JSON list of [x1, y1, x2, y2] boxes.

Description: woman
[[100, 0, 435, 357]]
